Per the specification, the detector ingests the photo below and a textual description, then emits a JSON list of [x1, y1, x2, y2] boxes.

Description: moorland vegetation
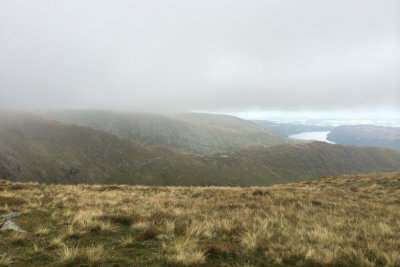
[[0, 173, 399, 266]]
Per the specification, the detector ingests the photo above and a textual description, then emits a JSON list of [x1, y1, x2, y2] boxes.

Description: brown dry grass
[[0, 173, 399, 266]]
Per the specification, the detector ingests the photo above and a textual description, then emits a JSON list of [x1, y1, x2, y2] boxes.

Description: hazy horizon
[[1, 0, 399, 115]]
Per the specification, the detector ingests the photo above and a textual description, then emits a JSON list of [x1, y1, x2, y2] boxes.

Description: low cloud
[[0, 0, 399, 113]]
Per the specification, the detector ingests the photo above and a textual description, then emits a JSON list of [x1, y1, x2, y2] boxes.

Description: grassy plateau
[[1, 173, 399, 266]]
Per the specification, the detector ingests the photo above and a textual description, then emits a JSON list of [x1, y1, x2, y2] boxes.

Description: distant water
[[289, 131, 335, 144]]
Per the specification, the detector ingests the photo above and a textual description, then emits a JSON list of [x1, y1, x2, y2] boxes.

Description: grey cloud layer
[[0, 0, 399, 112]]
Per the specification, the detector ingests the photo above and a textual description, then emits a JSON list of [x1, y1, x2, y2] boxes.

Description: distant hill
[[252, 120, 333, 136], [40, 110, 299, 154], [327, 125, 400, 151], [1, 113, 400, 186]]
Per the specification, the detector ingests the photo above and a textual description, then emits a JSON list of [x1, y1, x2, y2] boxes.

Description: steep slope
[[253, 120, 333, 136], [327, 125, 400, 151], [1, 113, 400, 186], [0, 113, 169, 185], [40, 110, 299, 154], [223, 142, 400, 183]]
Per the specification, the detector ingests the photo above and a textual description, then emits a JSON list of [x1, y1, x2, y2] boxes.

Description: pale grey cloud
[[0, 0, 399, 113]]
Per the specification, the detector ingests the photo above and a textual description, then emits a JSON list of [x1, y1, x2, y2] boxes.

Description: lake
[[288, 131, 335, 144]]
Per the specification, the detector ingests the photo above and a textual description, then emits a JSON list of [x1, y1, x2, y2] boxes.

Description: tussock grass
[[57, 244, 104, 265], [0, 255, 13, 266], [84, 244, 104, 262], [164, 237, 206, 265], [34, 226, 50, 236], [57, 244, 80, 264], [49, 235, 64, 248], [120, 235, 135, 247], [131, 221, 151, 231], [0, 173, 399, 266], [9, 232, 27, 242]]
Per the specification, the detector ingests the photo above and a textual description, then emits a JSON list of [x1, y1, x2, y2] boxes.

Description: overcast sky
[[0, 0, 399, 116]]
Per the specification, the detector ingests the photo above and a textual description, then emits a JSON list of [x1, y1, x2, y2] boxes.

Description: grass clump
[[120, 235, 135, 247], [57, 244, 104, 266], [34, 226, 50, 236], [164, 237, 205, 265], [57, 244, 81, 265], [0, 255, 13, 266]]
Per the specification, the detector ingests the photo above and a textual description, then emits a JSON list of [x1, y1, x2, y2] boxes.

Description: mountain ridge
[[1, 113, 400, 186], [39, 110, 300, 154]]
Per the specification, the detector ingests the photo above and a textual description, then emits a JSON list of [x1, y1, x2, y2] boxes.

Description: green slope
[[1, 113, 400, 186], [328, 125, 400, 151], [40, 110, 299, 154]]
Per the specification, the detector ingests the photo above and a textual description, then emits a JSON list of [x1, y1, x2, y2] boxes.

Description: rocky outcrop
[[0, 212, 25, 232], [0, 220, 25, 232]]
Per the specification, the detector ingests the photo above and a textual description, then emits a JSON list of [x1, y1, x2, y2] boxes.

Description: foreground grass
[[0, 173, 399, 266]]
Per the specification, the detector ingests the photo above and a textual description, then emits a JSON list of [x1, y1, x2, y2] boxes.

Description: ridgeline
[[1, 113, 399, 186]]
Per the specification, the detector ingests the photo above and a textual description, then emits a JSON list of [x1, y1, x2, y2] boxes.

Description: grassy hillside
[[1, 173, 399, 266], [40, 110, 299, 154], [0, 113, 181, 185], [252, 120, 333, 136], [328, 125, 400, 151], [1, 113, 400, 186]]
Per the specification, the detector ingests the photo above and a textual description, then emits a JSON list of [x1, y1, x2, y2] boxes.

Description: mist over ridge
[[1, 2, 400, 266]]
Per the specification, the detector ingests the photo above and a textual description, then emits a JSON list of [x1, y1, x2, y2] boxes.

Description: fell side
[[40, 110, 299, 154], [1, 113, 400, 186]]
